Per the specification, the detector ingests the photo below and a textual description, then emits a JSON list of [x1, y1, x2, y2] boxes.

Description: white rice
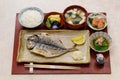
[[20, 10, 42, 28]]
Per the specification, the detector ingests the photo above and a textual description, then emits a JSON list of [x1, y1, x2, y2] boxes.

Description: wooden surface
[[12, 13, 111, 74]]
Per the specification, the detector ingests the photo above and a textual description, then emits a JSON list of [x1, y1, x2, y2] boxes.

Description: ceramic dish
[[44, 12, 64, 29], [18, 7, 44, 28], [89, 32, 112, 52], [63, 5, 87, 29], [87, 13, 107, 30], [17, 30, 90, 64]]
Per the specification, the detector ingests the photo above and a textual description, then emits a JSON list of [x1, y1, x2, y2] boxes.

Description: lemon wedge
[[71, 35, 85, 45]]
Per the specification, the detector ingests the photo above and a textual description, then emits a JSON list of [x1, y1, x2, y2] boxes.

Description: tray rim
[[12, 13, 111, 74]]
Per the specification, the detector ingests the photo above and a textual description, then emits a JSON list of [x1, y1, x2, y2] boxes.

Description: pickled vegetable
[[46, 14, 61, 29]]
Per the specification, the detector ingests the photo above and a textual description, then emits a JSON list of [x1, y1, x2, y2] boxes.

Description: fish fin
[[30, 44, 48, 57]]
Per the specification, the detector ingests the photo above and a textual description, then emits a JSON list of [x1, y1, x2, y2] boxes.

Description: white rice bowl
[[18, 7, 44, 28]]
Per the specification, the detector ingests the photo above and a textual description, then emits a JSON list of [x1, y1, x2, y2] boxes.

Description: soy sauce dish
[[18, 7, 44, 28], [89, 32, 112, 52]]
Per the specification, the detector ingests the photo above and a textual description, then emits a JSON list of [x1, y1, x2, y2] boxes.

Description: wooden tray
[[12, 13, 111, 74]]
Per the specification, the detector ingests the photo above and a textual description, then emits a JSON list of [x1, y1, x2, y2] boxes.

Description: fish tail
[[68, 47, 78, 52], [68, 44, 78, 52]]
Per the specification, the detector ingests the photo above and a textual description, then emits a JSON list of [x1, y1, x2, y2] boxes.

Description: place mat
[[12, 13, 111, 74]]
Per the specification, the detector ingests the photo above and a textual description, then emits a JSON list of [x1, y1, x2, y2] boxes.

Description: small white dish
[[87, 13, 107, 30]]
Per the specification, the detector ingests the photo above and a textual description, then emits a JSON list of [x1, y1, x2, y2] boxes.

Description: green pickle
[[46, 19, 51, 28]]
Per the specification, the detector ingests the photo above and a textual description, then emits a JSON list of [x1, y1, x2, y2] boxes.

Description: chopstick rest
[[29, 62, 34, 73]]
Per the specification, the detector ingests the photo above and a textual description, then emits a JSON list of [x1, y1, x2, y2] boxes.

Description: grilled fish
[[26, 33, 77, 58]]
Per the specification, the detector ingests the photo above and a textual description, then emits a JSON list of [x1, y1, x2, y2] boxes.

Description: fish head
[[27, 34, 39, 50], [27, 34, 39, 42]]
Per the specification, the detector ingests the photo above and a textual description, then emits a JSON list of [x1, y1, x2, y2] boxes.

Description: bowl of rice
[[18, 7, 44, 28]]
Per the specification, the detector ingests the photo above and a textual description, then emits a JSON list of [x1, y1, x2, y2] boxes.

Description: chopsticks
[[24, 63, 80, 70]]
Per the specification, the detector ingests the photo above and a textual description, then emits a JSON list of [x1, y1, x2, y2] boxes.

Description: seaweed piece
[[67, 12, 72, 16], [72, 20, 80, 24], [72, 17, 82, 24]]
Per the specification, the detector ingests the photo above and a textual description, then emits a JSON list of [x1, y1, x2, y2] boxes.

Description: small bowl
[[87, 13, 107, 30], [18, 7, 44, 28], [89, 32, 112, 52], [63, 5, 87, 29], [44, 12, 64, 29]]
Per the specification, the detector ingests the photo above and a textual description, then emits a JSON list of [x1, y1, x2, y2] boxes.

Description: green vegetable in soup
[[72, 17, 82, 24], [93, 36, 109, 51], [72, 20, 80, 24], [67, 12, 72, 16]]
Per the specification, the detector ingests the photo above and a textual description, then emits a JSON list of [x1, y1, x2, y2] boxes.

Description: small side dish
[[87, 13, 107, 30], [44, 12, 64, 29], [46, 14, 61, 29], [89, 32, 112, 52], [18, 7, 44, 28], [93, 36, 109, 51]]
